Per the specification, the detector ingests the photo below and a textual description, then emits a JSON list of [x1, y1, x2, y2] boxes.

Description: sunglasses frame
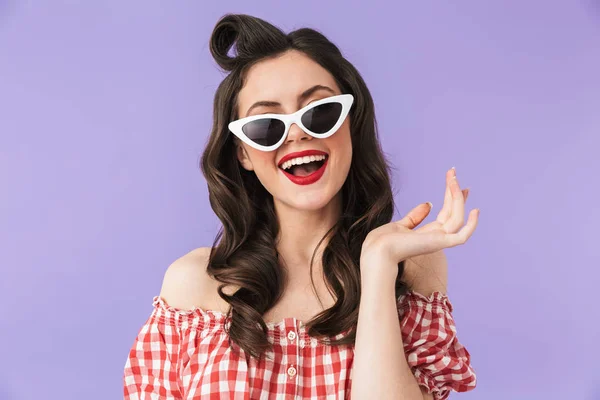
[[228, 94, 354, 152]]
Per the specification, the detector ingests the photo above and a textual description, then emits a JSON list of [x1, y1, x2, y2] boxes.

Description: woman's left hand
[[360, 167, 479, 278]]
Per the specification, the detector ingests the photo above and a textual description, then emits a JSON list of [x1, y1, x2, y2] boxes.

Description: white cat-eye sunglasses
[[228, 94, 354, 152]]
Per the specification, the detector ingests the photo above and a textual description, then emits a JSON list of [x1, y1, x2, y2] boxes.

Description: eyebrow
[[244, 84, 336, 117]]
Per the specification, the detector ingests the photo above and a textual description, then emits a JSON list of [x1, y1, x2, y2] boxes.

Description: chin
[[285, 191, 338, 211]]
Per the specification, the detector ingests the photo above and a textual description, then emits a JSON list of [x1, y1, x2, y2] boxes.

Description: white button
[[287, 365, 297, 377], [287, 330, 296, 341]]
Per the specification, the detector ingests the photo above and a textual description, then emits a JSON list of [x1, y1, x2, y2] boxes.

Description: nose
[[284, 123, 312, 144]]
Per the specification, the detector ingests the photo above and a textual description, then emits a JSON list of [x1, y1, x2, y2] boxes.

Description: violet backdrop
[[1, 1, 599, 399]]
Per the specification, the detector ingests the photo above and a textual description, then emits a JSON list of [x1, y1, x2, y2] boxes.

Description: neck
[[273, 192, 342, 275]]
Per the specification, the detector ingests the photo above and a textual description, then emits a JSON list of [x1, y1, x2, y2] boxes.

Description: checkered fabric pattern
[[123, 291, 476, 399]]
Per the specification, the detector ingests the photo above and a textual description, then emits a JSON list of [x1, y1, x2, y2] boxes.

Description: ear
[[236, 140, 254, 171]]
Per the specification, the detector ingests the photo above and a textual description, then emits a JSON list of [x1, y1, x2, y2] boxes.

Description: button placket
[[282, 318, 300, 395]]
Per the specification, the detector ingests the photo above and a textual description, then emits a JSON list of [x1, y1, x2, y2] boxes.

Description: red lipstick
[[277, 149, 328, 168], [280, 157, 328, 186]]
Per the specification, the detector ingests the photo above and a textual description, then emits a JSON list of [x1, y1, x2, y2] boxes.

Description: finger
[[446, 208, 479, 247], [463, 188, 469, 202], [396, 202, 432, 229], [444, 174, 466, 233], [437, 168, 454, 223]]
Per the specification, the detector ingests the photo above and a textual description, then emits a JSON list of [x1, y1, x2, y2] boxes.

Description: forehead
[[238, 50, 339, 108]]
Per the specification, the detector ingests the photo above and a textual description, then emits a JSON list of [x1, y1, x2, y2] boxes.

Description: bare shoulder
[[159, 247, 230, 312], [403, 250, 448, 297]]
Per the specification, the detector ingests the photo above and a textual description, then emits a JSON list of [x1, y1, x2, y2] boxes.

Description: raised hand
[[360, 167, 479, 276]]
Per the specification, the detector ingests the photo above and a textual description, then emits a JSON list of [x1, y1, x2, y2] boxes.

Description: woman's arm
[[351, 258, 425, 400], [352, 168, 476, 399], [352, 252, 474, 400]]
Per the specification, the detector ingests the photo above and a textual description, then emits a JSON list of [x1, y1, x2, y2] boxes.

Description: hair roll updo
[[200, 13, 408, 361]]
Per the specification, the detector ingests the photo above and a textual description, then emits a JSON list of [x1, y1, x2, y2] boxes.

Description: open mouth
[[279, 155, 328, 177]]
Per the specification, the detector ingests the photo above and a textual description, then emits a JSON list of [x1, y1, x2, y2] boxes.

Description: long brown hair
[[200, 13, 408, 361]]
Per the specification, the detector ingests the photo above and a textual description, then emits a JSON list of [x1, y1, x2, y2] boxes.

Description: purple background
[[1, 1, 599, 399]]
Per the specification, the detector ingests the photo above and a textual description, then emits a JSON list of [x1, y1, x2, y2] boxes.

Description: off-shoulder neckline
[[153, 295, 309, 330], [152, 290, 450, 330]]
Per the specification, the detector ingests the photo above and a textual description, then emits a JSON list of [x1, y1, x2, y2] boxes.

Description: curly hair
[[199, 13, 408, 361]]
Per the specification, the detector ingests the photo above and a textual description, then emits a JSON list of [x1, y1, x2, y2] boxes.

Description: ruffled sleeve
[[397, 291, 476, 400], [123, 296, 185, 399]]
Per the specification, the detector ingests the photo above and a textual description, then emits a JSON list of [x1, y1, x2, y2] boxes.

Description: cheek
[[244, 144, 274, 167], [328, 126, 353, 168], [334, 119, 352, 147], [247, 150, 278, 181]]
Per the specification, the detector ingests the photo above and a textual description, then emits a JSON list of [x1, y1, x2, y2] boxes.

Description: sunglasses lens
[[301, 102, 343, 134], [241, 118, 285, 147]]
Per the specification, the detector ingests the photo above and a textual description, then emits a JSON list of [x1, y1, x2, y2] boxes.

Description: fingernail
[[426, 202, 433, 208]]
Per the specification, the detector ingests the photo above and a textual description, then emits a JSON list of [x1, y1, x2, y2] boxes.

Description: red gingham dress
[[123, 291, 476, 399]]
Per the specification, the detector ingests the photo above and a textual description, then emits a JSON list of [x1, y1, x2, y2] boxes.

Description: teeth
[[280, 154, 327, 170]]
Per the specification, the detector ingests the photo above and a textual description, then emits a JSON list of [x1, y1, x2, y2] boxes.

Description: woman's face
[[235, 50, 352, 211]]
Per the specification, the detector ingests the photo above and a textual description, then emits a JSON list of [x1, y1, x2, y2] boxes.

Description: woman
[[124, 13, 479, 400]]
